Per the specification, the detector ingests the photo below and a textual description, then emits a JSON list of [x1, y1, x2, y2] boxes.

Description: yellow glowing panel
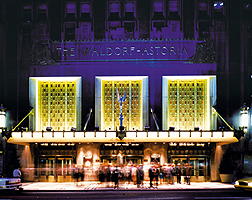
[[102, 79, 142, 131], [168, 79, 207, 130], [38, 80, 77, 131]]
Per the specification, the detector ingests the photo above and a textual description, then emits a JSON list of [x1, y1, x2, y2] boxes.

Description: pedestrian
[[98, 165, 105, 183], [73, 164, 79, 186], [176, 163, 182, 184], [185, 163, 192, 185], [171, 163, 176, 184], [159, 165, 163, 184], [106, 165, 112, 187], [149, 165, 154, 188], [165, 163, 172, 184], [163, 163, 168, 184], [137, 164, 144, 188], [112, 165, 120, 189], [125, 164, 132, 184], [153, 165, 159, 187], [13, 168, 21, 178], [132, 164, 137, 185], [80, 165, 85, 182]]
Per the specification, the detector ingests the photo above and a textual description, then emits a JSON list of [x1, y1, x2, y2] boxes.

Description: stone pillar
[[18, 144, 34, 181], [76, 143, 100, 181], [211, 143, 223, 181]]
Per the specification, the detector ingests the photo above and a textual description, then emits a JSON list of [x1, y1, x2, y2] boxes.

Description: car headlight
[[235, 181, 239, 185], [248, 182, 252, 187]]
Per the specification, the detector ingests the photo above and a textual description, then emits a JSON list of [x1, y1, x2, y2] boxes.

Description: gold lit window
[[38, 80, 77, 131], [167, 78, 208, 130], [102, 80, 142, 131]]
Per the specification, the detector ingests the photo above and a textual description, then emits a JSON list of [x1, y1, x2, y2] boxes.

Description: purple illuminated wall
[[26, 40, 216, 130]]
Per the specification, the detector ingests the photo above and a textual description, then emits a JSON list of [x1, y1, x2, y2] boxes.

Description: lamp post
[[0, 104, 6, 174], [240, 103, 249, 133]]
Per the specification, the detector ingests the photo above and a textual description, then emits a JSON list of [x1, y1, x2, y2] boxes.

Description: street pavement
[[21, 181, 235, 191]]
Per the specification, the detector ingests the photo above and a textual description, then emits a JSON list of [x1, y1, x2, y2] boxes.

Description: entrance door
[[56, 158, 72, 182], [171, 157, 207, 182], [39, 158, 48, 182], [39, 157, 73, 182]]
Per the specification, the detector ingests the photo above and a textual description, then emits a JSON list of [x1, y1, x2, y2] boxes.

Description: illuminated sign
[[51, 40, 201, 61]]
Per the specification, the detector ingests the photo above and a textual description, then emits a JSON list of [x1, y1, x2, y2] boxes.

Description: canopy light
[[214, 1, 224, 9], [71, 127, 76, 131], [169, 142, 177, 146], [46, 127, 52, 131]]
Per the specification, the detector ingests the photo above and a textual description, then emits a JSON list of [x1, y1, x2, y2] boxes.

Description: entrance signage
[[51, 40, 201, 61]]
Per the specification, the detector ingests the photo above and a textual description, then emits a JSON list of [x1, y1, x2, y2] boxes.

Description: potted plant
[[219, 149, 235, 183]]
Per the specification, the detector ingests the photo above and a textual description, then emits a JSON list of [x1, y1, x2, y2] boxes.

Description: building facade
[[0, 0, 251, 182]]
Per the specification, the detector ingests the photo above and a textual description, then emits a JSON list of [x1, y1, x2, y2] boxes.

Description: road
[[1, 189, 252, 200]]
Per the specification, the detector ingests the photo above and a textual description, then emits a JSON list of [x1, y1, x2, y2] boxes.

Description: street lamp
[[240, 104, 249, 133], [0, 104, 6, 174], [0, 104, 6, 132]]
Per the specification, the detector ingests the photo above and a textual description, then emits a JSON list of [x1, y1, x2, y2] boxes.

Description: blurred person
[[80, 165, 85, 182], [125, 164, 132, 184], [73, 164, 79, 186], [137, 164, 144, 188], [185, 163, 192, 185], [13, 168, 21, 178], [153, 165, 159, 187], [132, 164, 137, 185], [176, 163, 182, 184], [166, 163, 172, 184], [159, 165, 163, 184], [171, 163, 176, 185], [106, 164, 112, 187], [112, 165, 120, 189], [148, 165, 154, 188], [162, 163, 168, 184], [98, 165, 105, 183]]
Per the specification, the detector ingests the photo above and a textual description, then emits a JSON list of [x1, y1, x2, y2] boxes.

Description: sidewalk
[[21, 181, 235, 191]]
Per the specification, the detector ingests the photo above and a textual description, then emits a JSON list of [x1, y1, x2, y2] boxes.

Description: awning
[[7, 130, 239, 145]]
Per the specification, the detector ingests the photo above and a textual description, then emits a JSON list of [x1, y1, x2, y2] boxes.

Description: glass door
[[48, 158, 55, 182], [171, 157, 207, 182]]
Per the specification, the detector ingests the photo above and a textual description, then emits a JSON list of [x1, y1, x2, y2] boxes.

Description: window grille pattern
[[38, 80, 77, 131], [102, 80, 142, 131], [168, 79, 207, 130]]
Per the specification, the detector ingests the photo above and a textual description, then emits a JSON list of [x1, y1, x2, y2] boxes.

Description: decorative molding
[[188, 38, 216, 63], [30, 40, 57, 65]]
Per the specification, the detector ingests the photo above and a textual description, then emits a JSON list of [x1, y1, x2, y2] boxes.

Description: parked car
[[234, 177, 252, 191], [0, 173, 22, 191]]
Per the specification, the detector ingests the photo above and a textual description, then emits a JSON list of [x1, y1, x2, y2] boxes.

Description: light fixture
[[214, 1, 224, 9], [194, 127, 200, 131], [46, 127, 52, 131], [240, 104, 249, 133], [169, 142, 177, 146], [144, 126, 150, 131], [169, 127, 175, 131], [71, 127, 76, 131], [0, 104, 6, 130]]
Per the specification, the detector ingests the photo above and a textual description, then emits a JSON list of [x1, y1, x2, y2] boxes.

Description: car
[[0, 173, 23, 191], [234, 177, 252, 191]]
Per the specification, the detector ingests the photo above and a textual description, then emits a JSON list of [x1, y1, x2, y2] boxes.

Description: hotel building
[[0, 0, 251, 182]]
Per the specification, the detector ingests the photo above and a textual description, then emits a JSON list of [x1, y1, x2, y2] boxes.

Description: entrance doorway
[[170, 157, 207, 182], [38, 157, 73, 182]]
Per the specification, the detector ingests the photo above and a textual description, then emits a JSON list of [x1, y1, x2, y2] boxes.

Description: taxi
[[234, 177, 252, 191]]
